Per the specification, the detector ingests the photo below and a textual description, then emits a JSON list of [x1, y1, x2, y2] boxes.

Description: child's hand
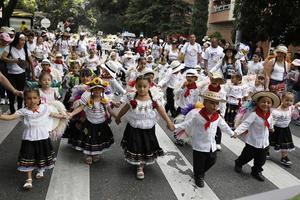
[[231, 132, 237, 138], [115, 117, 121, 125], [167, 122, 175, 132], [269, 128, 275, 133], [112, 102, 121, 108], [67, 112, 73, 119]]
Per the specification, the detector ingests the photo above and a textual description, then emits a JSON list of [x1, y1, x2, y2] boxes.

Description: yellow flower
[[87, 98, 94, 108], [93, 77, 101, 85], [100, 98, 109, 104], [195, 102, 204, 109], [101, 80, 110, 87]]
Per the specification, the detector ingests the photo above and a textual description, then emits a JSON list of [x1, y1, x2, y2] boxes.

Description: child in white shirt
[[173, 90, 234, 187]]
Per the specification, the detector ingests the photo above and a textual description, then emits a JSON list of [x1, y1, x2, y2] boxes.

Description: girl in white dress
[[0, 89, 67, 189], [38, 72, 60, 104], [115, 75, 174, 180]]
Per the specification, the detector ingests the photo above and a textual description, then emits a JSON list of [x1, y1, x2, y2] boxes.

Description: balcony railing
[[211, 4, 231, 13]]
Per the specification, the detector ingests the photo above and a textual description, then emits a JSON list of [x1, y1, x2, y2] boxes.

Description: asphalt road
[[0, 104, 300, 200]]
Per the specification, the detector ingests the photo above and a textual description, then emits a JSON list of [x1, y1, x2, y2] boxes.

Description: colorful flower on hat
[[93, 77, 101, 85]]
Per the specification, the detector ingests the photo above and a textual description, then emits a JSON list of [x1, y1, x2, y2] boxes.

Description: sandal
[[92, 155, 101, 162], [136, 167, 144, 180], [23, 179, 33, 190], [35, 171, 44, 179], [84, 156, 93, 165]]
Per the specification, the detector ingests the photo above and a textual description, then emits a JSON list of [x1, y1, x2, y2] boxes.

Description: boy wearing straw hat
[[172, 90, 234, 187], [234, 91, 280, 182]]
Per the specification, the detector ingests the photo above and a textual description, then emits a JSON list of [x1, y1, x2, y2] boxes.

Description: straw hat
[[274, 45, 288, 55], [0, 26, 14, 34], [185, 69, 198, 77], [101, 60, 119, 78], [252, 91, 281, 108], [55, 53, 63, 58], [41, 59, 51, 65], [87, 77, 109, 90], [209, 72, 225, 84], [142, 68, 157, 79], [170, 60, 184, 73], [124, 51, 134, 59], [292, 59, 300, 66], [200, 90, 226, 102]]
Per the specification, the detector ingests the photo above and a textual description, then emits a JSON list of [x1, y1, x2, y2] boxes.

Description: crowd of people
[[0, 27, 300, 190]]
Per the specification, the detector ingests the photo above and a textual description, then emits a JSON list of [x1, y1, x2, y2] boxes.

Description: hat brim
[[252, 91, 281, 108], [274, 50, 287, 55], [90, 85, 105, 90], [172, 64, 184, 73], [292, 61, 300, 66], [200, 95, 226, 103], [101, 63, 116, 78]]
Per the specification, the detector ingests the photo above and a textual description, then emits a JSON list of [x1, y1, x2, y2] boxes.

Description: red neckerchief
[[208, 84, 221, 92], [42, 68, 51, 73], [184, 82, 197, 97], [255, 107, 270, 128], [199, 108, 219, 130]]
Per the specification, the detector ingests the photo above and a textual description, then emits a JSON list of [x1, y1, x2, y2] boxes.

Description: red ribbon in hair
[[255, 107, 270, 128], [199, 108, 219, 130], [208, 84, 221, 92], [184, 82, 197, 97]]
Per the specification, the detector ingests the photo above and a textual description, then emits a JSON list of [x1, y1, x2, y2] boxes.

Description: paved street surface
[[1, 104, 300, 200]]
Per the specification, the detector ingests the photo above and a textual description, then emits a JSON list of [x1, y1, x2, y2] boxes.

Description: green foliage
[[210, 32, 223, 40], [234, 0, 300, 45], [125, 0, 192, 37], [191, 0, 209, 42]]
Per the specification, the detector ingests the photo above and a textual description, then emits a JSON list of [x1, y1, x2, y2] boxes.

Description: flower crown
[[86, 77, 110, 88]]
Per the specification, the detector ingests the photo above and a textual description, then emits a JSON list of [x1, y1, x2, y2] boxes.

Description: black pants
[[7, 73, 26, 113], [236, 143, 267, 174], [193, 150, 217, 178], [215, 127, 222, 144], [165, 87, 178, 117]]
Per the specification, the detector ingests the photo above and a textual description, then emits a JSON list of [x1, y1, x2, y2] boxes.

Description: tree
[[234, 0, 300, 46], [191, 0, 209, 42], [125, 0, 191, 37], [0, 0, 19, 26], [87, 0, 129, 33]]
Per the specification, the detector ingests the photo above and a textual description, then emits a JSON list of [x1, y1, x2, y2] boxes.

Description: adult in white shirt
[[150, 36, 161, 62], [76, 33, 88, 56], [55, 32, 70, 59], [203, 37, 224, 72], [180, 34, 202, 69], [1, 33, 35, 113]]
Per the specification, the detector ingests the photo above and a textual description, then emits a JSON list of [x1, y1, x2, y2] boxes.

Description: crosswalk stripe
[[156, 125, 220, 200], [222, 134, 300, 189], [45, 139, 90, 200], [0, 120, 20, 144], [292, 134, 300, 149]]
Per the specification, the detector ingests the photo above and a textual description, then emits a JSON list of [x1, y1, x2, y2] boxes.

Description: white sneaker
[[216, 144, 222, 151], [0, 99, 5, 105]]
